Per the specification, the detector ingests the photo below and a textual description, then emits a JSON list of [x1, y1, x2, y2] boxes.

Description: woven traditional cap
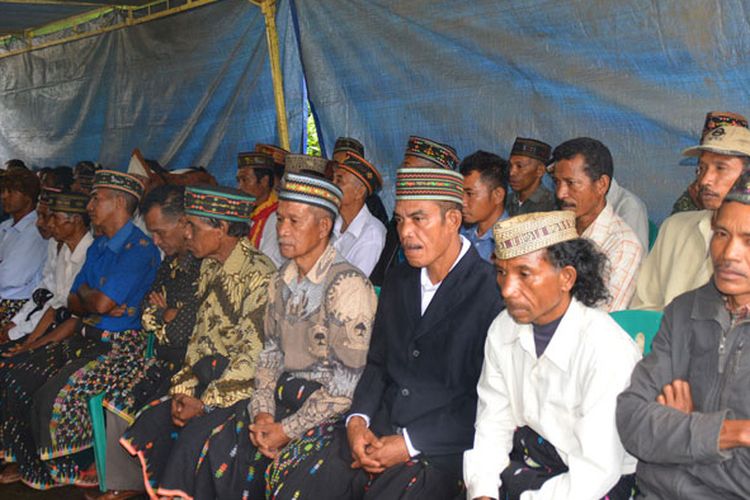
[[184, 186, 255, 223], [38, 187, 61, 208], [724, 168, 750, 205], [510, 137, 552, 164], [255, 144, 288, 168], [683, 126, 750, 158], [493, 211, 578, 260], [336, 151, 383, 195], [285, 154, 329, 176], [279, 173, 343, 215], [404, 136, 459, 170], [237, 152, 274, 170], [48, 191, 89, 214], [395, 167, 464, 205], [701, 111, 748, 139], [92, 170, 146, 200], [334, 137, 365, 157]]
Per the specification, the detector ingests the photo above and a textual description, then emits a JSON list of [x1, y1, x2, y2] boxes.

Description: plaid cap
[[255, 144, 288, 168], [493, 211, 578, 260], [92, 170, 146, 200], [395, 167, 464, 205], [279, 173, 343, 215], [336, 151, 383, 195], [238, 152, 275, 170], [403, 136, 459, 170], [184, 186, 256, 223], [48, 191, 89, 214]]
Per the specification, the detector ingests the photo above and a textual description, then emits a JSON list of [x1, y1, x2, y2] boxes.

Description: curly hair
[[544, 238, 610, 307]]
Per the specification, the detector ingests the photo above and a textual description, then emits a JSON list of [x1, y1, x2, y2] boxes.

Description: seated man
[[331, 151, 386, 275], [276, 167, 503, 499], [632, 125, 750, 310], [0, 171, 159, 489], [505, 137, 557, 216], [459, 150, 509, 261], [237, 151, 279, 250], [464, 211, 640, 500], [3, 191, 93, 354], [617, 171, 750, 499], [120, 186, 275, 498], [184, 173, 377, 499], [333, 137, 389, 226], [551, 137, 643, 311], [0, 169, 47, 326], [255, 143, 288, 190]]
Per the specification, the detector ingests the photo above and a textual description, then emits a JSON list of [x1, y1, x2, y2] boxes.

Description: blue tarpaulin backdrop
[[292, 0, 750, 221], [3, 0, 750, 220]]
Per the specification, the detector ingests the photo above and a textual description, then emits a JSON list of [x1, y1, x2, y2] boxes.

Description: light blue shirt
[[460, 212, 509, 262], [0, 210, 47, 300]]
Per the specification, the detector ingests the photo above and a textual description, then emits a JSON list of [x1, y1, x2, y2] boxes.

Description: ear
[[558, 265, 577, 293], [594, 174, 611, 197], [318, 213, 333, 239], [218, 220, 230, 238], [491, 186, 506, 206], [445, 207, 463, 231]]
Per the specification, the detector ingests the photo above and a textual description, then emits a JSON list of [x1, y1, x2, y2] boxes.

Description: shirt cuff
[[401, 427, 420, 457], [346, 413, 370, 428]]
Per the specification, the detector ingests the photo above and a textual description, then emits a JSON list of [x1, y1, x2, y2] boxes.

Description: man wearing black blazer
[[273, 165, 503, 500]]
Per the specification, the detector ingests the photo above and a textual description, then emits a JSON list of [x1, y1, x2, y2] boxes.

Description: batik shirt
[[170, 238, 275, 407], [249, 243, 377, 440]]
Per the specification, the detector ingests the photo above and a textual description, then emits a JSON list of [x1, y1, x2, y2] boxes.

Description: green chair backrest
[[648, 219, 659, 251], [610, 309, 663, 355]]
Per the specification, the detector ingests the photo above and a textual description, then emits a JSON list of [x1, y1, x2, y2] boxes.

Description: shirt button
[[401, 388, 410, 397], [412, 349, 420, 358]]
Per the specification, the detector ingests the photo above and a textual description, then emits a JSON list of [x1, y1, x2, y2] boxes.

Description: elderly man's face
[[394, 199, 461, 269], [333, 167, 366, 208], [48, 211, 77, 242], [145, 205, 187, 257], [35, 203, 53, 240], [86, 188, 118, 227], [496, 249, 573, 325], [711, 201, 750, 304], [508, 155, 545, 195], [276, 200, 330, 260], [553, 154, 609, 226], [696, 151, 746, 210], [184, 215, 223, 260]]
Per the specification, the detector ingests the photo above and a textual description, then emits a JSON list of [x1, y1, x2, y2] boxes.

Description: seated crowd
[[0, 108, 747, 500]]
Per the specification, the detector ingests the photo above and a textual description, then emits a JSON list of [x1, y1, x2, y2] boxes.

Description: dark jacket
[[616, 281, 750, 500], [351, 244, 503, 473]]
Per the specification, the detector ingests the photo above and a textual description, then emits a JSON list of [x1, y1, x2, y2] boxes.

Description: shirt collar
[[467, 212, 509, 241], [282, 242, 337, 286], [70, 231, 94, 264], [103, 220, 135, 253], [8, 210, 38, 232], [581, 202, 614, 244], [334, 204, 372, 239], [420, 235, 471, 290]]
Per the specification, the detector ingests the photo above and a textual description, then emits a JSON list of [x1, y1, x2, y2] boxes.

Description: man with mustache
[[631, 125, 750, 310], [505, 137, 557, 216], [551, 137, 643, 311], [616, 170, 750, 499], [464, 211, 640, 500]]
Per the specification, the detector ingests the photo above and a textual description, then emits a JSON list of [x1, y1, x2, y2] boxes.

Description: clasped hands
[[250, 412, 290, 459], [346, 416, 410, 474]]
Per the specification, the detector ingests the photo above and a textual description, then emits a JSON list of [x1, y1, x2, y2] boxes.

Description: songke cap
[[237, 152, 274, 170], [279, 173, 343, 216], [255, 144, 288, 168], [493, 211, 578, 260], [48, 191, 89, 214], [92, 170, 146, 200], [184, 186, 255, 223], [682, 126, 750, 158], [336, 151, 383, 195], [285, 154, 329, 176], [334, 137, 365, 157], [395, 167, 464, 205], [510, 137, 552, 164], [701, 111, 748, 140], [403, 136, 459, 170]]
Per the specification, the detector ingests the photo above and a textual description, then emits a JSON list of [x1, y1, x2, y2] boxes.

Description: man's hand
[[365, 434, 410, 472], [109, 304, 127, 317], [249, 412, 274, 447], [719, 419, 750, 450], [149, 292, 167, 309], [656, 379, 694, 413], [250, 418, 290, 459], [347, 416, 385, 472], [170, 394, 204, 427]]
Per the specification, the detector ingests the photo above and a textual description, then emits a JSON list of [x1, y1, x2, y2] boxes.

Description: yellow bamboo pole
[[254, 0, 290, 151]]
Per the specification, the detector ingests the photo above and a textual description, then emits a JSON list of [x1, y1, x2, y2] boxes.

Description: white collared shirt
[[9, 231, 94, 340], [0, 210, 48, 300], [464, 299, 640, 500], [606, 179, 649, 252], [259, 211, 285, 268], [332, 204, 386, 276]]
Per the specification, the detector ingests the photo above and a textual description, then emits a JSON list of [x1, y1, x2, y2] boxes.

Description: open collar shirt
[[332, 204, 386, 276]]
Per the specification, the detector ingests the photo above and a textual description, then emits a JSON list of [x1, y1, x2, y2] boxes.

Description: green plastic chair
[[374, 286, 381, 297], [89, 331, 155, 491], [610, 310, 663, 355], [648, 219, 659, 251]]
